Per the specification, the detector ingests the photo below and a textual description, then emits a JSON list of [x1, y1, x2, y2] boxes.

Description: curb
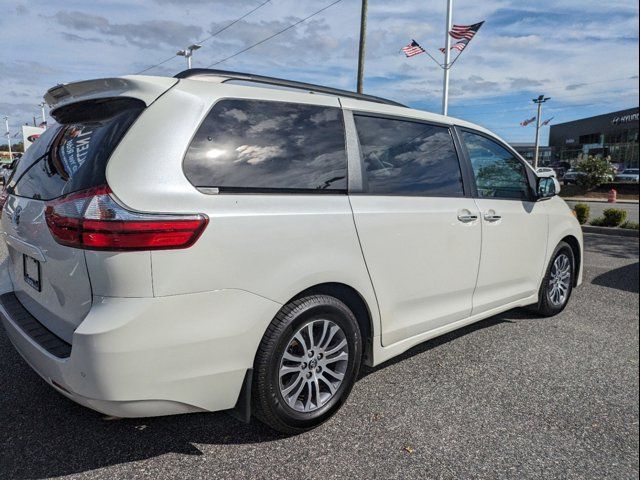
[[582, 225, 639, 237], [564, 198, 639, 204]]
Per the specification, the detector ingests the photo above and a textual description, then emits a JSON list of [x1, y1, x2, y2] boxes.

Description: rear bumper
[[0, 289, 281, 418]]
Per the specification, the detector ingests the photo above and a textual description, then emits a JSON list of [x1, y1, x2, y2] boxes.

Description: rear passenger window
[[354, 115, 464, 196], [183, 100, 347, 192]]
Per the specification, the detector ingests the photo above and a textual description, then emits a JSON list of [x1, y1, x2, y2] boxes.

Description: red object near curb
[[608, 189, 617, 203]]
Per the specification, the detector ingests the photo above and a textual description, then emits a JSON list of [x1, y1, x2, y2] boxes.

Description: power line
[[204, 0, 343, 68], [135, 54, 179, 75], [134, 0, 272, 74], [197, 0, 272, 45]]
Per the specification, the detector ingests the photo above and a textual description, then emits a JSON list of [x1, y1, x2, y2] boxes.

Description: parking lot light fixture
[[176, 44, 202, 69]]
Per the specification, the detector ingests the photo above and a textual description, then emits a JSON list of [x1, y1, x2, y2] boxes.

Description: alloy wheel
[[278, 319, 349, 413], [548, 253, 571, 306]]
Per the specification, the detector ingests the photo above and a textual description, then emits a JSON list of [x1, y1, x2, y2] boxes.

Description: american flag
[[402, 40, 426, 57], [439, 39, 470, 53], [541, 117, 554, 126], [440, 21, 484, 54], [450, 22, 485, 40], [520, 116, 536, 127]]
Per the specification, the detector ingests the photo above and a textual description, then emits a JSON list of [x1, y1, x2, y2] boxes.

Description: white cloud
[[0, 0, 637, 144]]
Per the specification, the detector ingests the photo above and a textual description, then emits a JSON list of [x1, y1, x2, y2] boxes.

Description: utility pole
[[356, 0, 368, 93], [441, 0, 453, 115], [39, 102, 47, 128], [3, 116, 13, 161], [532, 95, 550, 168], [177, 44, 202, 69]]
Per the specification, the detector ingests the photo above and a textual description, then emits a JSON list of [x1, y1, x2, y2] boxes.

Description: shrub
[[573, 203, 590, 224], [576, 156, 615, 190], [602, 208, 628, 227], [621, 221, 639, 230], [590, 217, 607, 226]]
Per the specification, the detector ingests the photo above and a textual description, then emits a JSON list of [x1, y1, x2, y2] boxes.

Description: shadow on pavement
[[584, 233, 639, 259], [592, 262, 639, 293], [0, 306, 536, 479]]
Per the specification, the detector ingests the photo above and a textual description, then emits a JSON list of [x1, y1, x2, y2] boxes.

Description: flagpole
[[3, 117, 13, 162], [442, 0, 453, 115], [532, 95, 550, 169]]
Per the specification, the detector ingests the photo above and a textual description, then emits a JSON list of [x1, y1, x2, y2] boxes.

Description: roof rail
[[174, 68, 406, 108]]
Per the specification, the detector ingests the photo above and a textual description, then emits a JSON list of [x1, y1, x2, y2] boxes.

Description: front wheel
[[531, 241, 575, 316], [252, 295, 362, 434]]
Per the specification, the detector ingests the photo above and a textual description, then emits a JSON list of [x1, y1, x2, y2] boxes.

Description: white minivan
[[0, 70, 582, 433]]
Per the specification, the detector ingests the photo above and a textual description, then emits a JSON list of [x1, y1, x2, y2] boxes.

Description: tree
[[576, 155, 614, 190]]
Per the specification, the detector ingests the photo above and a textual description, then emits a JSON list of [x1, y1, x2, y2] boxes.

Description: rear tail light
[[0, 188, 8, 219], [44, 186, 208, 251]]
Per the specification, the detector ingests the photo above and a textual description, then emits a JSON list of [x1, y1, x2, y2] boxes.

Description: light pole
[[356, 0, 368, 93], [532, 95, 550, 169], [3, 116, 13, 161], [39, 102, 47, 128], [177, 44, 202, 69], [441, 0, 453, 115]]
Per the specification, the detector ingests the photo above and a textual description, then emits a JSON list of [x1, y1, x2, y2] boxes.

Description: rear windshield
[[9, 97, 144, 200]]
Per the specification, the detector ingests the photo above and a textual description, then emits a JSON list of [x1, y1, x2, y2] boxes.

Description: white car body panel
[[349, 196, 481, 346], [471, 198, 548, 314], [0, 73, 584, 418]]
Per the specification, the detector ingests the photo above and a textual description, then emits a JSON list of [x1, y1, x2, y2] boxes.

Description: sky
[[1, 0, 638, 145]]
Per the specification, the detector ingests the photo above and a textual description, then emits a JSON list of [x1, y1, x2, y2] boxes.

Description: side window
[[354, 115, 464, 196], [183, 99, 347, 192], [461, 131, 533, 200]]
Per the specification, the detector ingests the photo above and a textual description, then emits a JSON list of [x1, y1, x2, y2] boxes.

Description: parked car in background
[[536, 167, 556, 177], [0, 70, 583, 433], [614, 168, 639, 183], [0, 161, 16, 186], [562, 168, 583, 184], [549, 161, 571, 179]]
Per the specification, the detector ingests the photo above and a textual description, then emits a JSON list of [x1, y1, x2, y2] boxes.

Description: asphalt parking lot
[[0, 233, 638, 480]]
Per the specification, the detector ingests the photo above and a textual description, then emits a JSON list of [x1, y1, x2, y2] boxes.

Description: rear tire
[[531, 241, 575, 317], [252, 295, 362, 434]]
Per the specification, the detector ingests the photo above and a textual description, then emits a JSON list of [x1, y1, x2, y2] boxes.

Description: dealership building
[[549, 107, 639, 168]]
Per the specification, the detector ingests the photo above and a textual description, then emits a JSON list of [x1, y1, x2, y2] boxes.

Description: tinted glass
[[183, 99, 347, 191], [354, 115, 463, 196], [462, 131, 532, 200], [11, 99, 144, 200]]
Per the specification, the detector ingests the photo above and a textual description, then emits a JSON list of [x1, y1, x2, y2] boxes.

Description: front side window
[[461, 131, 533, 201], [183, 99, 347, 192], [354, 115, 464, 196]]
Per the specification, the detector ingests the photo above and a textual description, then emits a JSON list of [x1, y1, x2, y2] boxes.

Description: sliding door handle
[[457, 213, 478, 223]]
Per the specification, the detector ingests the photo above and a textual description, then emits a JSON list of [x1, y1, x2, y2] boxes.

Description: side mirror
[[537, 176, 560, 200]]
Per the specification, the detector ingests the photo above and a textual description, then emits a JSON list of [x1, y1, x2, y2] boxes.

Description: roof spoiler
[[44, 76, 178, 112]]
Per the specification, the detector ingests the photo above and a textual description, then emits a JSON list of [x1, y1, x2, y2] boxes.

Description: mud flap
[[228, 369, 252, 424]]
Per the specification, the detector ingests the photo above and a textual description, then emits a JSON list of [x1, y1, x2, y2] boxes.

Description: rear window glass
[[10, 98, 144, 200], [183, 99, 347, 192]]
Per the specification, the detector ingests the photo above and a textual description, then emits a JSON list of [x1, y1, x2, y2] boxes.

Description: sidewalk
[[563, 197, 639, 204]]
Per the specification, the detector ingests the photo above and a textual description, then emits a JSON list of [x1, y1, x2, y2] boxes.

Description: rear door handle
[[483, 213, 502, 222]]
